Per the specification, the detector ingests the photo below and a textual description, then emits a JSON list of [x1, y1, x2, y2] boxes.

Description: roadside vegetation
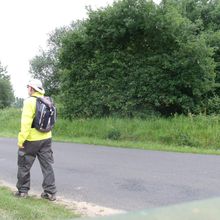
[[0, 186, 78, 220], [1, 0, 220, 156], [0, 62, 14, 109], [31, 0, 220, 119], [1, 108, 220, 155], [2, 0, 220, 218]]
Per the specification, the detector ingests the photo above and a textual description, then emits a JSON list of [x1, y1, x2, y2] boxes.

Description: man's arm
[[18, 99, 35, 147]]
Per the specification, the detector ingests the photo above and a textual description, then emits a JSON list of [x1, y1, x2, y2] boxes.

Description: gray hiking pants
[[16, 138, 57, 195]]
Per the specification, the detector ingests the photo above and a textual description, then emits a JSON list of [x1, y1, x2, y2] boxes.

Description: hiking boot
[[14, 191, 28, 198], [41, 192, 56, 201]]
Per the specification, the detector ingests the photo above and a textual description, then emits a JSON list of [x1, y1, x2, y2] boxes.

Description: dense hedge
[[57, 0, 220, 118]]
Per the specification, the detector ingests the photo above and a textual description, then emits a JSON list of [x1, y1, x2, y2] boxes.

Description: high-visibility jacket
[[18, 92, 52, 147]]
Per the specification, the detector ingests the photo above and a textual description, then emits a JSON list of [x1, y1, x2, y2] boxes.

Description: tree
[[58, 0, 216, 118], [0, 62, 14, 108], [13, 97, 24, 108], [29, 22, 81, 95], [160, 0, 220, 112]]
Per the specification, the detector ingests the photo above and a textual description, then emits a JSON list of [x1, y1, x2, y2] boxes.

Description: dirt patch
[[55, 196, 125, 217], [0, 180, 125, 217]]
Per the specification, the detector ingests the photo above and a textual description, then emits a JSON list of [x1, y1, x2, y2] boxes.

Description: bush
[[106, 129, 121, 140], [59, 0, 216, 118], [205, 96, 220, 115], [175, 133, 200, 147]]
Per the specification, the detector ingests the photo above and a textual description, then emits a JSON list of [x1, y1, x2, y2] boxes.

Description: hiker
[[15, 79, 57, 201]]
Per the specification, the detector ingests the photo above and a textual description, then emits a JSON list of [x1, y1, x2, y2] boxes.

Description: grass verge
[[1, 108, 220, 154], [0, 186, 78, 220]]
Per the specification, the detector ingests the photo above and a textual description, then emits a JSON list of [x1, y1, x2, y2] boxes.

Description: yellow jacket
[[18, 92, 52, 147]]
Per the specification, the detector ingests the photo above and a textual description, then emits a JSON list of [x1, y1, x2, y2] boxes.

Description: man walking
[[15, 79, 57, 201]]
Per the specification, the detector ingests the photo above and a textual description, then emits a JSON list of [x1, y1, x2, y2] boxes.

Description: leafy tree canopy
[[58, 0, 218, 117], [0, 62, 14, 108], [30, 0, 220, 117]]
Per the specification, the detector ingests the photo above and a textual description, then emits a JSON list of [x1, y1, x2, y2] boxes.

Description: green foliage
[[0, 62, 14, 109], [13, 97, 24, 108], [0, 108, 20, 136], [29, 26, 71, 95], [106, 129, 121, 140], [161, 0, 220, 111], [204, 95, 220, 114], [30, 50, 58, 95], [58, 0, 217, 118], [27, 0, 220, 117], [175, 132, 200, 147], [2, 109, 220, 153]]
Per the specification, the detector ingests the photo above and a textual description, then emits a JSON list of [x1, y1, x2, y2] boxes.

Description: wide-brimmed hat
[[27, 79, 45, 94]]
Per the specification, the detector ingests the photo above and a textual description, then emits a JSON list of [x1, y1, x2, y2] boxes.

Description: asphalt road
[[1, 137, 220, 211]]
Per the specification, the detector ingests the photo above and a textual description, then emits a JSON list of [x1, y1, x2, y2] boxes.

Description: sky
[[0, 0, 160, 98]]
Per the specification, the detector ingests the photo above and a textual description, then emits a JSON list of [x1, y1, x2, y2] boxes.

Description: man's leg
[[16, 148, 36, 193], [37, 138, 57, 197]]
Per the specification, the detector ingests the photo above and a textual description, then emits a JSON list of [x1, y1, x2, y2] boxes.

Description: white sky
[[0, 0, 160, 98]]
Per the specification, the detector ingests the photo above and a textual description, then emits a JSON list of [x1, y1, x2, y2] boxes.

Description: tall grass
[[1, 108, 220, 153], [0, 108, 20, 137], [54, 115, 220, 150]]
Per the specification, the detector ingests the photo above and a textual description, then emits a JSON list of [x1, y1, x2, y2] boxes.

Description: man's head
[[27, 79, 45, 96]]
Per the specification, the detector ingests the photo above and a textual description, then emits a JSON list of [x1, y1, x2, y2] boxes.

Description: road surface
[[0, 137, 220, 211]]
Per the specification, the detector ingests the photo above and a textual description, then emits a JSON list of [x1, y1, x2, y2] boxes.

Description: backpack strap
[[31, 96, 38, 128]]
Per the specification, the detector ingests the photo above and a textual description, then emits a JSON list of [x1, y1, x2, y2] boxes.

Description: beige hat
[[27, 79, 45, 94]]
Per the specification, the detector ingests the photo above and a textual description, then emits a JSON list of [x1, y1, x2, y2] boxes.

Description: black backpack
[[32, 96, 56, 132]]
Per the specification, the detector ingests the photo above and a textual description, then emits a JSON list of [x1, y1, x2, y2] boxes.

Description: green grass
[[1, 108, 220, 154], [0, 186, 78, 220]]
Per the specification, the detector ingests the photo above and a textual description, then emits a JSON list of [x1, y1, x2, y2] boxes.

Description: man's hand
[[18, 144, 24, 149]]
